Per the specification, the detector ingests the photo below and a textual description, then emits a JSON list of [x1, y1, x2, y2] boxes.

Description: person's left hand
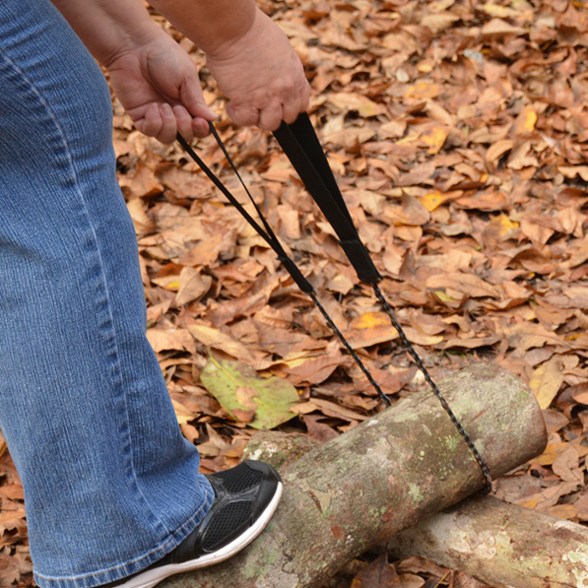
[[106, 29, 216, 144], [205, 9, 310, 131]]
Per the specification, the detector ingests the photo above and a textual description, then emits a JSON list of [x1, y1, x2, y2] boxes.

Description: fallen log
[[245, 428, 588, 586], [389, 495, 588, 588], [246, 437, 588, 588], [166, 363, 546, 588]]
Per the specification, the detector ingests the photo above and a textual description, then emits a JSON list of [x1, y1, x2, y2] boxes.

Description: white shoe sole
[[117, 482, 283, 588]]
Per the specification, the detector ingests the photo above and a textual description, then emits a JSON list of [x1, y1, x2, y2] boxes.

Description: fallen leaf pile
[[2, 0, 587, 585]]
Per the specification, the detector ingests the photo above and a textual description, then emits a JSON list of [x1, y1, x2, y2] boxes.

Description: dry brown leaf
[[383, 196, 430, 226], [291, 398, 367, 422], [0, 506, 26, 535], [455, 191, 509, 212], [485, 139, 514, 166], [0, 548, 31, 586], [174, 267, 212, 307], [322, 127, 376, 148], [529, 357, 564, 409], [303, 415, 339, 443], [501, 322, 567, 352], [558, 166, 588, 181], [481, 18, 527, 36], [179, 233, 226, 267], [426, 273, 501, 299], [126, 198, 156, 236], [351, 554, 401, 587], [118, 161, 163, 199], [328, 92, 387, 117], [421, 13, 459, 33], [563, 286, 588, 309], [345, 311, 399, 349], [404, 81, 444, 101], [171, 399, 196, 425], [552, 446, 583, 484], [282, 352, 346, 385], [187, 324, 255, 362], [575, 492, 588, 522], [512, 106, 538, 135], [146, 328, 196, 355], [572, 390, 588, 405], [532, 440, 569, 467], [418, 190, 453, 212]]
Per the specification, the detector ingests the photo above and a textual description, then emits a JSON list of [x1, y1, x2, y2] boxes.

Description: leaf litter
[[2, 0, 588, 585]]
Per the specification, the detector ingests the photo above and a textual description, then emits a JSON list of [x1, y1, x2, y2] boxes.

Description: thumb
[[180, 77, 217, 121]]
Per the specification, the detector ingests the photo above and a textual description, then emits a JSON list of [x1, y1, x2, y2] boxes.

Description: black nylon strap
[[278, 113, 352, 225], [273, 115, 381, 284]]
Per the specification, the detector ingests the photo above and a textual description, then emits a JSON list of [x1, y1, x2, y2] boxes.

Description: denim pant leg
[[0, 2, 213, 586]]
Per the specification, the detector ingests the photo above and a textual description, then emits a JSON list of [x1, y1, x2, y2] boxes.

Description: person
[[0, 0, 310, 586]]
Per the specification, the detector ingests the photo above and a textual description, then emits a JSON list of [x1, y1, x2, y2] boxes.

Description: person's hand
[[106, 30, 216, 144], [205, 9, 310, 131]]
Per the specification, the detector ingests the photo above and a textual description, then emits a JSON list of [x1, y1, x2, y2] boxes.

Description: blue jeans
[[0, 2, 214, 586]]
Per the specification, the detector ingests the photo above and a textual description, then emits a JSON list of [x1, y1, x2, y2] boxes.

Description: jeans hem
[[32, 481, 214, 588]]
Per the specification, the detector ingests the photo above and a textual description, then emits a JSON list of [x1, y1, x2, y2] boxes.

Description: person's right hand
[[205, 8, 310, 131], [106, 28, 216, 144]]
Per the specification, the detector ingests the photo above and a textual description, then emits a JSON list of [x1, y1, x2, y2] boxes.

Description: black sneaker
[[105, 460, 282, 588]]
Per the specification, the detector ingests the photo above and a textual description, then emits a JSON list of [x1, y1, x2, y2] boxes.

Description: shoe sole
[[117, 481, 283, 588]]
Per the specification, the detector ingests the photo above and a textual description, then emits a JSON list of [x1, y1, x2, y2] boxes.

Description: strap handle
[[273, 114, 381, 284]]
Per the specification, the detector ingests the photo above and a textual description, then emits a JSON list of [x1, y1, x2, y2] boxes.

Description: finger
[[258, 103, 284, 132], [300, 78, 311, 112], [173, 104, 195, 142], [283, 78, 310, 124], [282, 97, 302, 125], [134, 102, 163, 139], [180, 77, 217, 121], [154, 103, 178, 144], [192, 117, 212, 139], [226, 103, 260, 127], [173, 104, 210, 140]]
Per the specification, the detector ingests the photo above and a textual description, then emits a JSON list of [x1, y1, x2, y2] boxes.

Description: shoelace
[[176, 114, 493, 493]]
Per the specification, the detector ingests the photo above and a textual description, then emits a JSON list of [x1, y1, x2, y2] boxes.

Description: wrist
[[197, 5, 257, 57], [52, 0, 162, 68], [100, 20, 165, 69], [147, 0, 257, 57]]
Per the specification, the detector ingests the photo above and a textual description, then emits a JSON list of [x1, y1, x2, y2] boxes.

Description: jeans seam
[[0, 52, 171, 536]]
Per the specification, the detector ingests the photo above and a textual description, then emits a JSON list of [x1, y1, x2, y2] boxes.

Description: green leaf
[[200, 357, 300, 430]]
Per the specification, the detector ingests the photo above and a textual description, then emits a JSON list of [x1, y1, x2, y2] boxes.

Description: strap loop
[[274, 115, 382, 284], [339, 239, 381, 283]]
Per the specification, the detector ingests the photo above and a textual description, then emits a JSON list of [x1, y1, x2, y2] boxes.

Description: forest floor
[[1, 0, 588, 586]]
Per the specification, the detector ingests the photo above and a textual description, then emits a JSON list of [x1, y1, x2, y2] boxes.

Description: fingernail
[[202, 106, 217, 120], [162, 103, 173, 116]]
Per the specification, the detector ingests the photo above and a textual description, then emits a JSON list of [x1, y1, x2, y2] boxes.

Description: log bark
[[389, 496, 588, 588], [166, 363, 546, 588], [245, 430, 588, 586], [245, 436, 588, 588]]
